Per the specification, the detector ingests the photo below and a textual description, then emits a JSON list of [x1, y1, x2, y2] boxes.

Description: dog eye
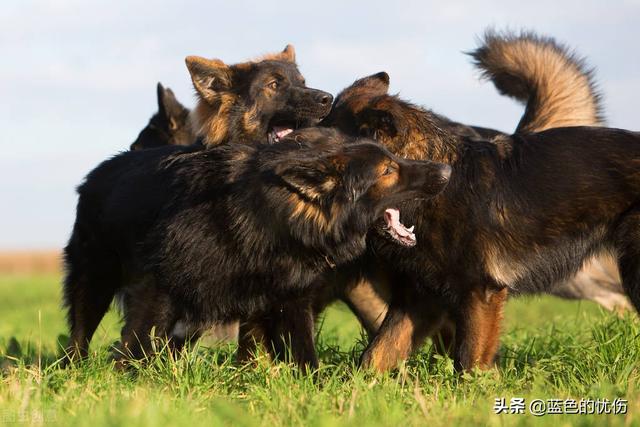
[[268, 80, 279, 90]]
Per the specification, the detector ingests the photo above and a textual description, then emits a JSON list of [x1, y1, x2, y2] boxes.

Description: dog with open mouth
[[185, 45, 333, 147], [61, 128, 451, 369]]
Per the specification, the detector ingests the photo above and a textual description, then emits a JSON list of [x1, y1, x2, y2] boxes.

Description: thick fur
[[470, 31, 625, 310], [62, 128, 450, 368], [469, 30, 604, 133], [238, 31, 626, 367], [130, 83, 195, 150], [186, 45, 332, 146], [128, 85, 241, 342], [324, 74, 640, 372]]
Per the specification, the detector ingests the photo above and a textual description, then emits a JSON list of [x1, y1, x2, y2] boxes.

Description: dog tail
[[469, 30, 605, 133]]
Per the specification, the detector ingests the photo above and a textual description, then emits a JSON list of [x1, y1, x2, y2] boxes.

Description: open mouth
[[268, 125, 294, 144], [383, 208, 416, 247]]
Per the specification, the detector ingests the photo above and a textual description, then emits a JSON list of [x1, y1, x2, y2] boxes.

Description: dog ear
[[350, 72, 390, 95], [356, 108, 398, 140], [156, 83, 186, 131], [276, 155, 343, 201], [279, 44, 296, 63], [185, 56, 233, 103], [273, 44, 296, 63]]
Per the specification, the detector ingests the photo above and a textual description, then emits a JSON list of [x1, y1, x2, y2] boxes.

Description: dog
[[130, 83, 194, 151], [128, 83, 242, 344], [61, 128, 451, 369], [322, 34, 640, 372], [123, 45, 336, 349], [237, 31, 628, 368], [186, 45, 332, 146]]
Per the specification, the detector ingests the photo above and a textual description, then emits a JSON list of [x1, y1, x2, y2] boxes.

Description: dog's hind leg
[[453, 285, 508, 371], [613, 211, 640, 312], [239, 301, 318, 372], [359, 285, 447, 372], [62, 229, 121, 363], [117, 283, 177, 364]]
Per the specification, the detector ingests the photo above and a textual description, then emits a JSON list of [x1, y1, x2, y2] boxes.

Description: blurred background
[[1, 0, 639, 253]]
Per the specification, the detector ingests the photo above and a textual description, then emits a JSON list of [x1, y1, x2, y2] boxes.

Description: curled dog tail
[[469, 30, 605, 133]]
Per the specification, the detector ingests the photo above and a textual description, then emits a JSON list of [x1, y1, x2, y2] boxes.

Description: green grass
[[1, 275, 638, 426]]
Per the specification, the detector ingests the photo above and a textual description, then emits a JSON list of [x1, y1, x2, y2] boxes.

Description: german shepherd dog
[[123, 46, 336, 347], [62, 128, 451, 368], [186, 45, 332, 146], [321, 33, 640, 372], [238, 31, 628, 368], [130, 83, 194, 151], [132, 45, 333, 151]]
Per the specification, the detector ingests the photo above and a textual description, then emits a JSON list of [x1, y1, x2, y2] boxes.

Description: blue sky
[[1, 0, 639, 248]]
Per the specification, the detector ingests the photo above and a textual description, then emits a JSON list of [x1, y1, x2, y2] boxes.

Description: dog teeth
[[407, 225, 414, 233]]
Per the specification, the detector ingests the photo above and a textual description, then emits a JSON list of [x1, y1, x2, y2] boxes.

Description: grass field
[[0, 274, 638, 426]]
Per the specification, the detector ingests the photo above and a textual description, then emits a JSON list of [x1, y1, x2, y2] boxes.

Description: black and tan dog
[[186, 45, 332, 146], [238, 31, 628, 368], [322, 34, 640, 372], [132, 46, 333, 150], [61, 128, 451, 368], [121, 45, 336, 347], [130, 83, 194, 151]]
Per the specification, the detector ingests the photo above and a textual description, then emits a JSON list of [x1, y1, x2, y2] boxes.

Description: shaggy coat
[[62, 128, 451, 368]]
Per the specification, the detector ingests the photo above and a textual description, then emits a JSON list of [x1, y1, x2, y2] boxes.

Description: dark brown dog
[[62, 128, 451, 369], [321, 36, 640, 372], [239, 31, 628, 369]]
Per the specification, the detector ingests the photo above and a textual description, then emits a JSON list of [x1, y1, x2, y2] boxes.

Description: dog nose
[[317, 93, 333, 106]]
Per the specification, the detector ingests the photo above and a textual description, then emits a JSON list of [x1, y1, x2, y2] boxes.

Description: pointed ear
[[351, 72, 390, 95], [276, 155, 342, 200], [156, 83, 186, 130], [356, 108, 398, 140], [273, 44, 296, 63], [185, 56, 232, 103]]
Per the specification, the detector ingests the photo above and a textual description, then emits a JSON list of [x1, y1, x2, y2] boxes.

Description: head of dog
[[130, 83, 194, 150], [321, 72, 456, 161], [270, 128, 451, 255], [186, 45, 333, 146]]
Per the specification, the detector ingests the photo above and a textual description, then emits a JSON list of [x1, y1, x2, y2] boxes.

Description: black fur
[[130, 83, 194, 150], [62, 128, 450, 367]]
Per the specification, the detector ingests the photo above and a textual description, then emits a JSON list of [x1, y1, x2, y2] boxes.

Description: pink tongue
[[273, 126, 293, 139], [384, 208, 415, 238]]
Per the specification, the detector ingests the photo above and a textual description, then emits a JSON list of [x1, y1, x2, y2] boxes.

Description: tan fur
[[190, 93, 238, 146], [254, 44, 296, 63], [483, 245, 528, 287], [472, 32, 629, 311], [287, 194, 331, 232], [185, 44, 296, 146], [343, 277, 390, 333], [472, 32, 604, 133], [465, 287, 508, 368], [364, 312, 417, 372]]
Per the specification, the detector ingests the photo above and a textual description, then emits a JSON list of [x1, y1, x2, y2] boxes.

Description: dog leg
[[268, 301, 318, 371], [117, 286, 176, 364], [341, 272, 391, 339], [238, 302, 318, 371], [237, 321, 270, 363], [453, 286, 508, 371], [432, 316, 456, 357], [359, 291, 447, 372], [63, 235, 120, 363], [614, 212, 640, 311]]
